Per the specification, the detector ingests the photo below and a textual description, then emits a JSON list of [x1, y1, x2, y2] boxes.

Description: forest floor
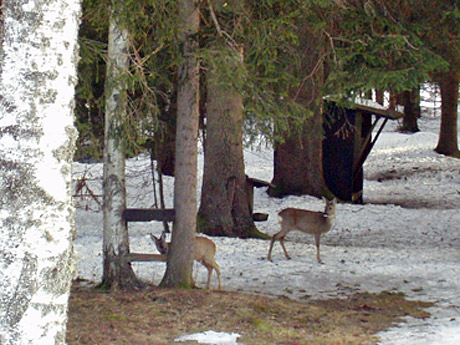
[[66, 281, 432, 345]]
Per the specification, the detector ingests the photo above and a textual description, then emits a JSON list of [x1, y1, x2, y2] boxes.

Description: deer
[[267, 197, 337, 264], [150, 232, 222, 290]]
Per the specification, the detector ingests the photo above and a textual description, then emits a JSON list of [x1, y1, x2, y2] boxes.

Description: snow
[[175, 330, 242, 345], [72, 88, 460, 345]]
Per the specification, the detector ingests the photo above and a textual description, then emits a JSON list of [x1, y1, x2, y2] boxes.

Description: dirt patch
[[363, 166, 460, 209], [66, 281, 432, 345], [364, 198, 455, 209]]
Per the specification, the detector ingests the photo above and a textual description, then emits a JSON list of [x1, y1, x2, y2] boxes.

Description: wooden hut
[[322, 99, 403, 203]]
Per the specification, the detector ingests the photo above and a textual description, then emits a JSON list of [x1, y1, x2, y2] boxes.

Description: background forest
[[1, 0, 459, 344], [73, 0, 460, 289], [76, 0, 459, 162]]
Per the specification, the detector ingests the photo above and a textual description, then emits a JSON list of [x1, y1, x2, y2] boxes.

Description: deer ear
[[161, 232, 166, 240], [150, 233, 157, 241]]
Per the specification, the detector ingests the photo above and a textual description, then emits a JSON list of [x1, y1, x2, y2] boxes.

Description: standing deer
[[267, 197, 337, 264], [150, 233, 222, 290]]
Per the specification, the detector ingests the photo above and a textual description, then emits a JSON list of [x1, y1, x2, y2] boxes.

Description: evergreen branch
[[294, 52, 327, 102], [207, 0, 240, 54]]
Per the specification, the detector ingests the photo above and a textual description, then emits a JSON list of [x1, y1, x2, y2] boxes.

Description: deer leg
[[204, 264, 213, 289], [279, 236, 291, 260], [208, 258, 221, 290], [267, 235, 277, 261], [214, 263, 222, 290], [268, 225, 291, 261], [315, 233, 323, 264]]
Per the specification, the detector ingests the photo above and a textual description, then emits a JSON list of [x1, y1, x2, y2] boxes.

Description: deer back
[[151, 233, 216, 261], [278, 199, 336, 235], [193, 236, 217, 262]]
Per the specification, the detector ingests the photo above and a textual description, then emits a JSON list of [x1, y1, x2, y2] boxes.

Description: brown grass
[[67, 281, 432, 345]]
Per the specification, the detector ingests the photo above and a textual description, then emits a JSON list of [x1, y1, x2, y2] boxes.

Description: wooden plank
[[253, 213, 269, 222], [354, 103, 404, 119], [325, 98, 404, 119], [124, 253, 167, 262], [247, 176, 275, 188], [123, 208, 175, 222], [352, 117, 389, 178]]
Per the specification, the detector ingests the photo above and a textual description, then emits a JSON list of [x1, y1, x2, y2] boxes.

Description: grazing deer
[[150, 233, 222, 290], [267, 198, 337, 264]]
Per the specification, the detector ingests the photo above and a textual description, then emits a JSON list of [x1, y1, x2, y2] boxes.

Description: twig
[[207, 0, 241, 53]]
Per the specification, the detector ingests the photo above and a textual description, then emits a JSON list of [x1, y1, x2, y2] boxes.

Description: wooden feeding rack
[[246, 176, 274, 222], [122, 208, 175, 263], [322, 99, 403, 203]]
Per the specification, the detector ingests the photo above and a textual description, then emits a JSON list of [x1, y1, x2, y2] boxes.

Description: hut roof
[[325, 97, 404, 120]]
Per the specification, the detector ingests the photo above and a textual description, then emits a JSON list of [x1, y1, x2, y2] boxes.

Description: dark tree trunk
[[156, 87, 177, 177], [160, 0, 200, 288], [268, 24, 330, 198], [270, 114, 328, 198], [375, 89, 385, 105], [198, 48, 262, 238], [157, 129, 176, 177], [160, 0, 200, 289], [435, 71, 460, 158], [271, 129, 309, 197], [400, 88, 421, 133]]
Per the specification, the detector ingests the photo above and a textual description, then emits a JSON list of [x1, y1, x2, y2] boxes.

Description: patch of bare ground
[[364, 166, 460, 209], [66, 281, 432, 345], [364, 197, 458, 209]]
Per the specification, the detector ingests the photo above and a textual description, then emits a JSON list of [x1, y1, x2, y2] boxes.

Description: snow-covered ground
[[73, 87, 460, 344]]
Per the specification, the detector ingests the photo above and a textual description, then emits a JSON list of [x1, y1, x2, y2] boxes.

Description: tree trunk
[[0, 0, 80, 343], [102, 13, 141, 290], [156, 86, 177, 177], [160, 0, 200, 289], [435, 71, 460, 158], [375, 89, 385, 105], [198, 46, 261, 238], [400, 88, 421, 133], [270, 114, 328, 198], [269, 24, 330, 198]]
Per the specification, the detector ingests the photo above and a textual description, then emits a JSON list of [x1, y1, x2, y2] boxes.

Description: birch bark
[[0, 0, 81, 343], [102, 13, 140, 289]]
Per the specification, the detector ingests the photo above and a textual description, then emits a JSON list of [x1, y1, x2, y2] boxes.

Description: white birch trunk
[[0, 0, 81, 344], [102, 14, 139, 288]]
